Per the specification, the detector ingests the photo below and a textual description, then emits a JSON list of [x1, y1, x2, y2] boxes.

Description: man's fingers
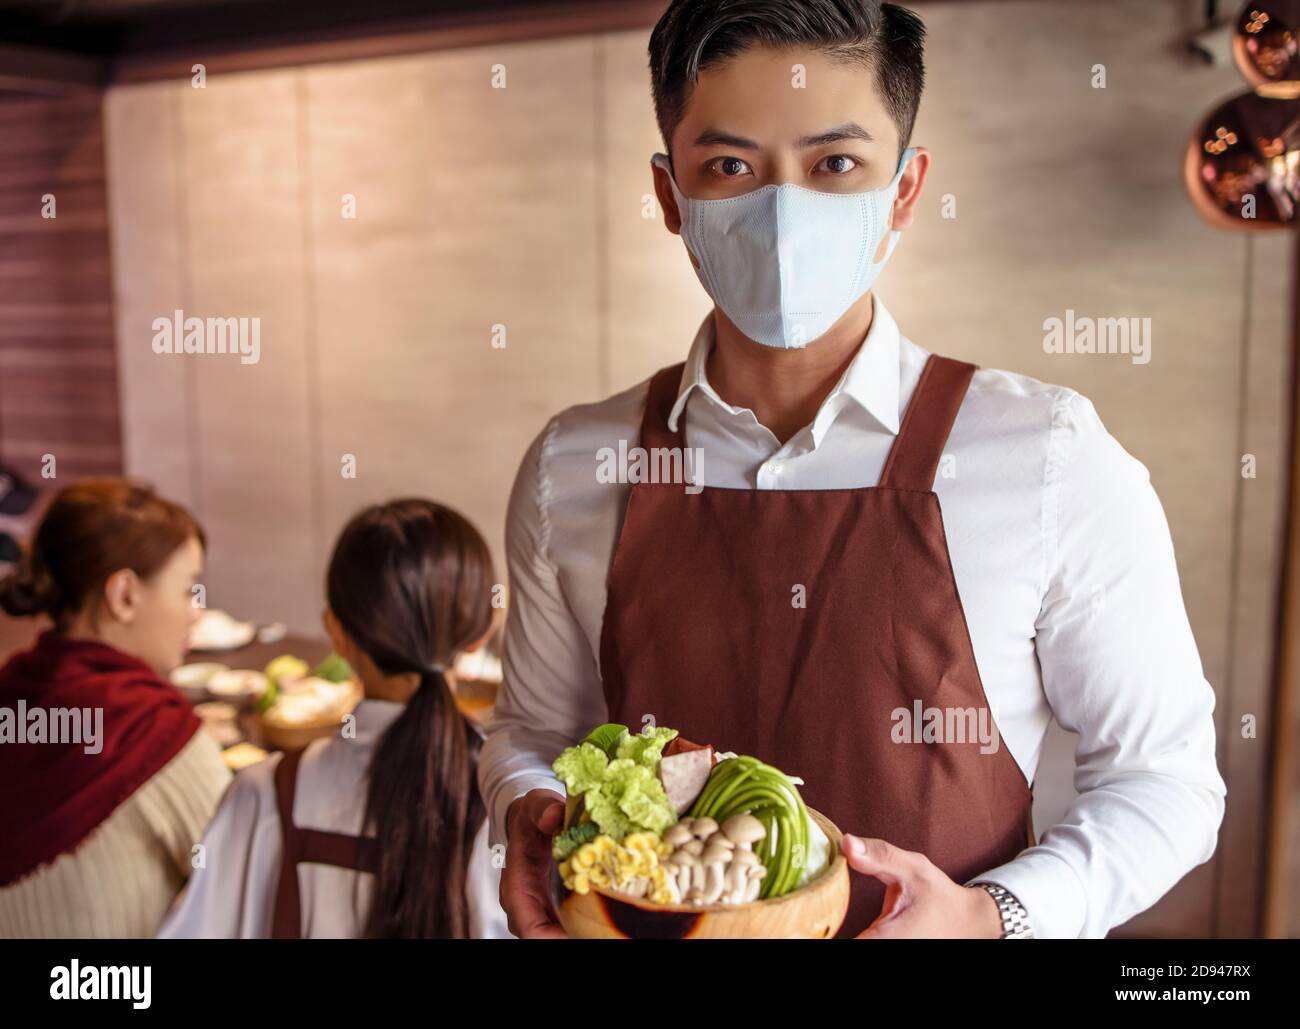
[[501, 792, 571, 938], [841, 834, 914, 883], [535, 800, 564, 834], [502, 851, 564, 938]]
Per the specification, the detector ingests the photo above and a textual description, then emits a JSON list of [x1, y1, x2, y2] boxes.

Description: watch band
[[969, 881, 1034, 938]]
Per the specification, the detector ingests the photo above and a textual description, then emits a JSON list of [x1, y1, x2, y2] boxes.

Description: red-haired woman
[[0, 479, 230, 937]]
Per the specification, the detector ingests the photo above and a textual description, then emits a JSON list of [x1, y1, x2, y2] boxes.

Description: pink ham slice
[[659, 747, 715, 815]]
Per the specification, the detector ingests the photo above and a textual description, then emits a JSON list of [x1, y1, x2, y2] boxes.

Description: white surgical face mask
[[652, 148, 916, 349]]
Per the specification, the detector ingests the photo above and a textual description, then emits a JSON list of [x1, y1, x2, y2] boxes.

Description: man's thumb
[[536, 801, 564, 833], [841, 835, 903, 879]]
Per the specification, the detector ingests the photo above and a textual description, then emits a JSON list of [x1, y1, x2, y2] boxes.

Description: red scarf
[[0, 630, 200, 887]]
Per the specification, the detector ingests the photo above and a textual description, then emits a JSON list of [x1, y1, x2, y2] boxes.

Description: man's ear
[[889, 146, 930, 233], [652, 156, 684, 236], [102, 568, 140, 625]]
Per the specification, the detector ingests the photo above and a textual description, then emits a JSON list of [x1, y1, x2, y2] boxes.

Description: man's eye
[[709, 156, 752, 178], [818, 155, 859, 174]]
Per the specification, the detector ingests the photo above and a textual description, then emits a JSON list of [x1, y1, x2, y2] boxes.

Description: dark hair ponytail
[[325, 498, 494, 939]]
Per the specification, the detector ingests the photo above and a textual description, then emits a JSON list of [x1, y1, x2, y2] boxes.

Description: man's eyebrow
[[796, 122, 874, 148], [690, 122, 875, 150], [691, 127, 762, 149]]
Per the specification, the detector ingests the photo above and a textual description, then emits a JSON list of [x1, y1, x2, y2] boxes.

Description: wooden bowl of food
[[256, 676, 362, 752], [553, 807, 849, 939]]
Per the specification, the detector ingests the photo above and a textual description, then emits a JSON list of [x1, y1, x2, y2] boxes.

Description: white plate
[[207, 669, 269, 699], [171, 662, 229, 690], [189, 609, 257, 652]]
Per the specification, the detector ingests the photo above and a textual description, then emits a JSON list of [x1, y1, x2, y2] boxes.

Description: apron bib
[[598, 353, 1034, 938]]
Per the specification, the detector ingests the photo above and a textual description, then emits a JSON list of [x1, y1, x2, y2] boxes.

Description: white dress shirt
[[479, 294, 1226, 939], [160, 699, 512, 939]]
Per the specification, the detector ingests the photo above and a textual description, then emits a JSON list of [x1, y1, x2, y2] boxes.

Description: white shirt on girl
[[159, 698, 511, 939]]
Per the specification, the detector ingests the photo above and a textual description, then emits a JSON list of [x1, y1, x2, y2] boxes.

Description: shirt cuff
[[967, 849, 1089, 939], [488, 772, 567, 851]]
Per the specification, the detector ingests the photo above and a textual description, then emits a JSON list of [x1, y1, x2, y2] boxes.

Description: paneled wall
[[0, 93, 121, 483], [104, 0, 1290, 936]]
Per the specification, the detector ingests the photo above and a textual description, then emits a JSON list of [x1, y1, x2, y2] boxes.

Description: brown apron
[[271, 748, 378, 939], [598, 353, 1035, 938]]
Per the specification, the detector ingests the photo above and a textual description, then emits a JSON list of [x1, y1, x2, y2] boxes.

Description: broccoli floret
[[551, 820, 602, 861]]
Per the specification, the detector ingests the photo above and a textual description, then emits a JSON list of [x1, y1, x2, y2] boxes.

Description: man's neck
[[704, 294, 876, 446]]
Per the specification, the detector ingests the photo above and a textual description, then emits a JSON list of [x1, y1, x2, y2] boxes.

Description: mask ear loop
[[873, 147, 918, 268], [889, 146, 918, 189]]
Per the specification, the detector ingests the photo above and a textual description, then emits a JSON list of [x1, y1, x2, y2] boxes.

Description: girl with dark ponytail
[[160, 499, 510, 939]]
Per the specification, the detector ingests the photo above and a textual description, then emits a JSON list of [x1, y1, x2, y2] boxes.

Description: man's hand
[[501, 788, 569, 939], [841, 834, 1004, 939]]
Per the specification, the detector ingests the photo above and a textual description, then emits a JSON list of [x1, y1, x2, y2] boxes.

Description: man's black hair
[[648, 0, 925, 164]]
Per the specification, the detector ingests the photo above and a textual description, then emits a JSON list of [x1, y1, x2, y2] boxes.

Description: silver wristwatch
[[969, 881, 1034, 938]]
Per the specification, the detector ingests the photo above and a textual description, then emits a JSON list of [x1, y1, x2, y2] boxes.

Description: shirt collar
[[351, 697, 406, 743], [665, 294, 902, 439]]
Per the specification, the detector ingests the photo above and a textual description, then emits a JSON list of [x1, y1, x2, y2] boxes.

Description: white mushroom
[[721, 813, 766, 847], [690, 817, 718, 839], [700, 862, 725, 904]]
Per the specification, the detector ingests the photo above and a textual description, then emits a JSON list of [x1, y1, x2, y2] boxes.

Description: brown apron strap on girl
[[879, 355, 977, 491], [271, 749, 305, 939], [270, 749, 380, 939]]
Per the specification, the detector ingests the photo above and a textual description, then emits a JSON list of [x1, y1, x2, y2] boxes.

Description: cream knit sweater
[[0, 730, 232, 938]]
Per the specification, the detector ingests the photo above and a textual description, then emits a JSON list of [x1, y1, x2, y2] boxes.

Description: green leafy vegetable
[[552, 725, 681, 839], [581, 722, 628, 756], [255, 679, 278, 714], [550, 820, 602, 861], [312, 653, 353, 683]]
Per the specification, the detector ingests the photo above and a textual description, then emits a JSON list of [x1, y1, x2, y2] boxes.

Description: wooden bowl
[[256, 680, 362, 752], [553, 808, 849, 939]]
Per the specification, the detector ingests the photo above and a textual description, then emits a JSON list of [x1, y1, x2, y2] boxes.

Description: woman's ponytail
[[361, 668, 484, 938], [326, 499, 495, 939]]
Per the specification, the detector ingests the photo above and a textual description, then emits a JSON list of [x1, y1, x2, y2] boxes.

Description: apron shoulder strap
[[879, 354, 977, 491], [271, 749, 305, 939], [270, 748, 380, 939], [639, 363, 688, 451]]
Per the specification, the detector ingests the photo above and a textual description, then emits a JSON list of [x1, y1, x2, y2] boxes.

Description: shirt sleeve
[[133, 728, 232, 879], [465, 817, 515, 938], [156, 754, 282, 939], [477, 418, 610, 849], [969, 390, 1227, 938]]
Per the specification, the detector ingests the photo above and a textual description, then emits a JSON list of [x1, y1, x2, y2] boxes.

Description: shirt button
[[769, 462, 783, 475]]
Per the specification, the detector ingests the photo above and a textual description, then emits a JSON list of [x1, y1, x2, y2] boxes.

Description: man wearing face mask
[[481, 0, 1226, 939]]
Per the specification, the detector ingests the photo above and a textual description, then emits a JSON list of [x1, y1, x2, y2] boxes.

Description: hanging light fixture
[[1185, 89, 1300, 228], [1187, 2, 1300, 228], [1233, 1, 1300, 93]]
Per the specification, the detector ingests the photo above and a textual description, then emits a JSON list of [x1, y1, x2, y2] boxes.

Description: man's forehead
[[677, 46, 890, 136]]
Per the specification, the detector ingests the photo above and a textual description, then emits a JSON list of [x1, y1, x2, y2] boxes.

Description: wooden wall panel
[[0, 93, 121, 482]]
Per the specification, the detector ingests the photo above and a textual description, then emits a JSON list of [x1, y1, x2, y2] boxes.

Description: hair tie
[[425, 663, 446, 675]]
